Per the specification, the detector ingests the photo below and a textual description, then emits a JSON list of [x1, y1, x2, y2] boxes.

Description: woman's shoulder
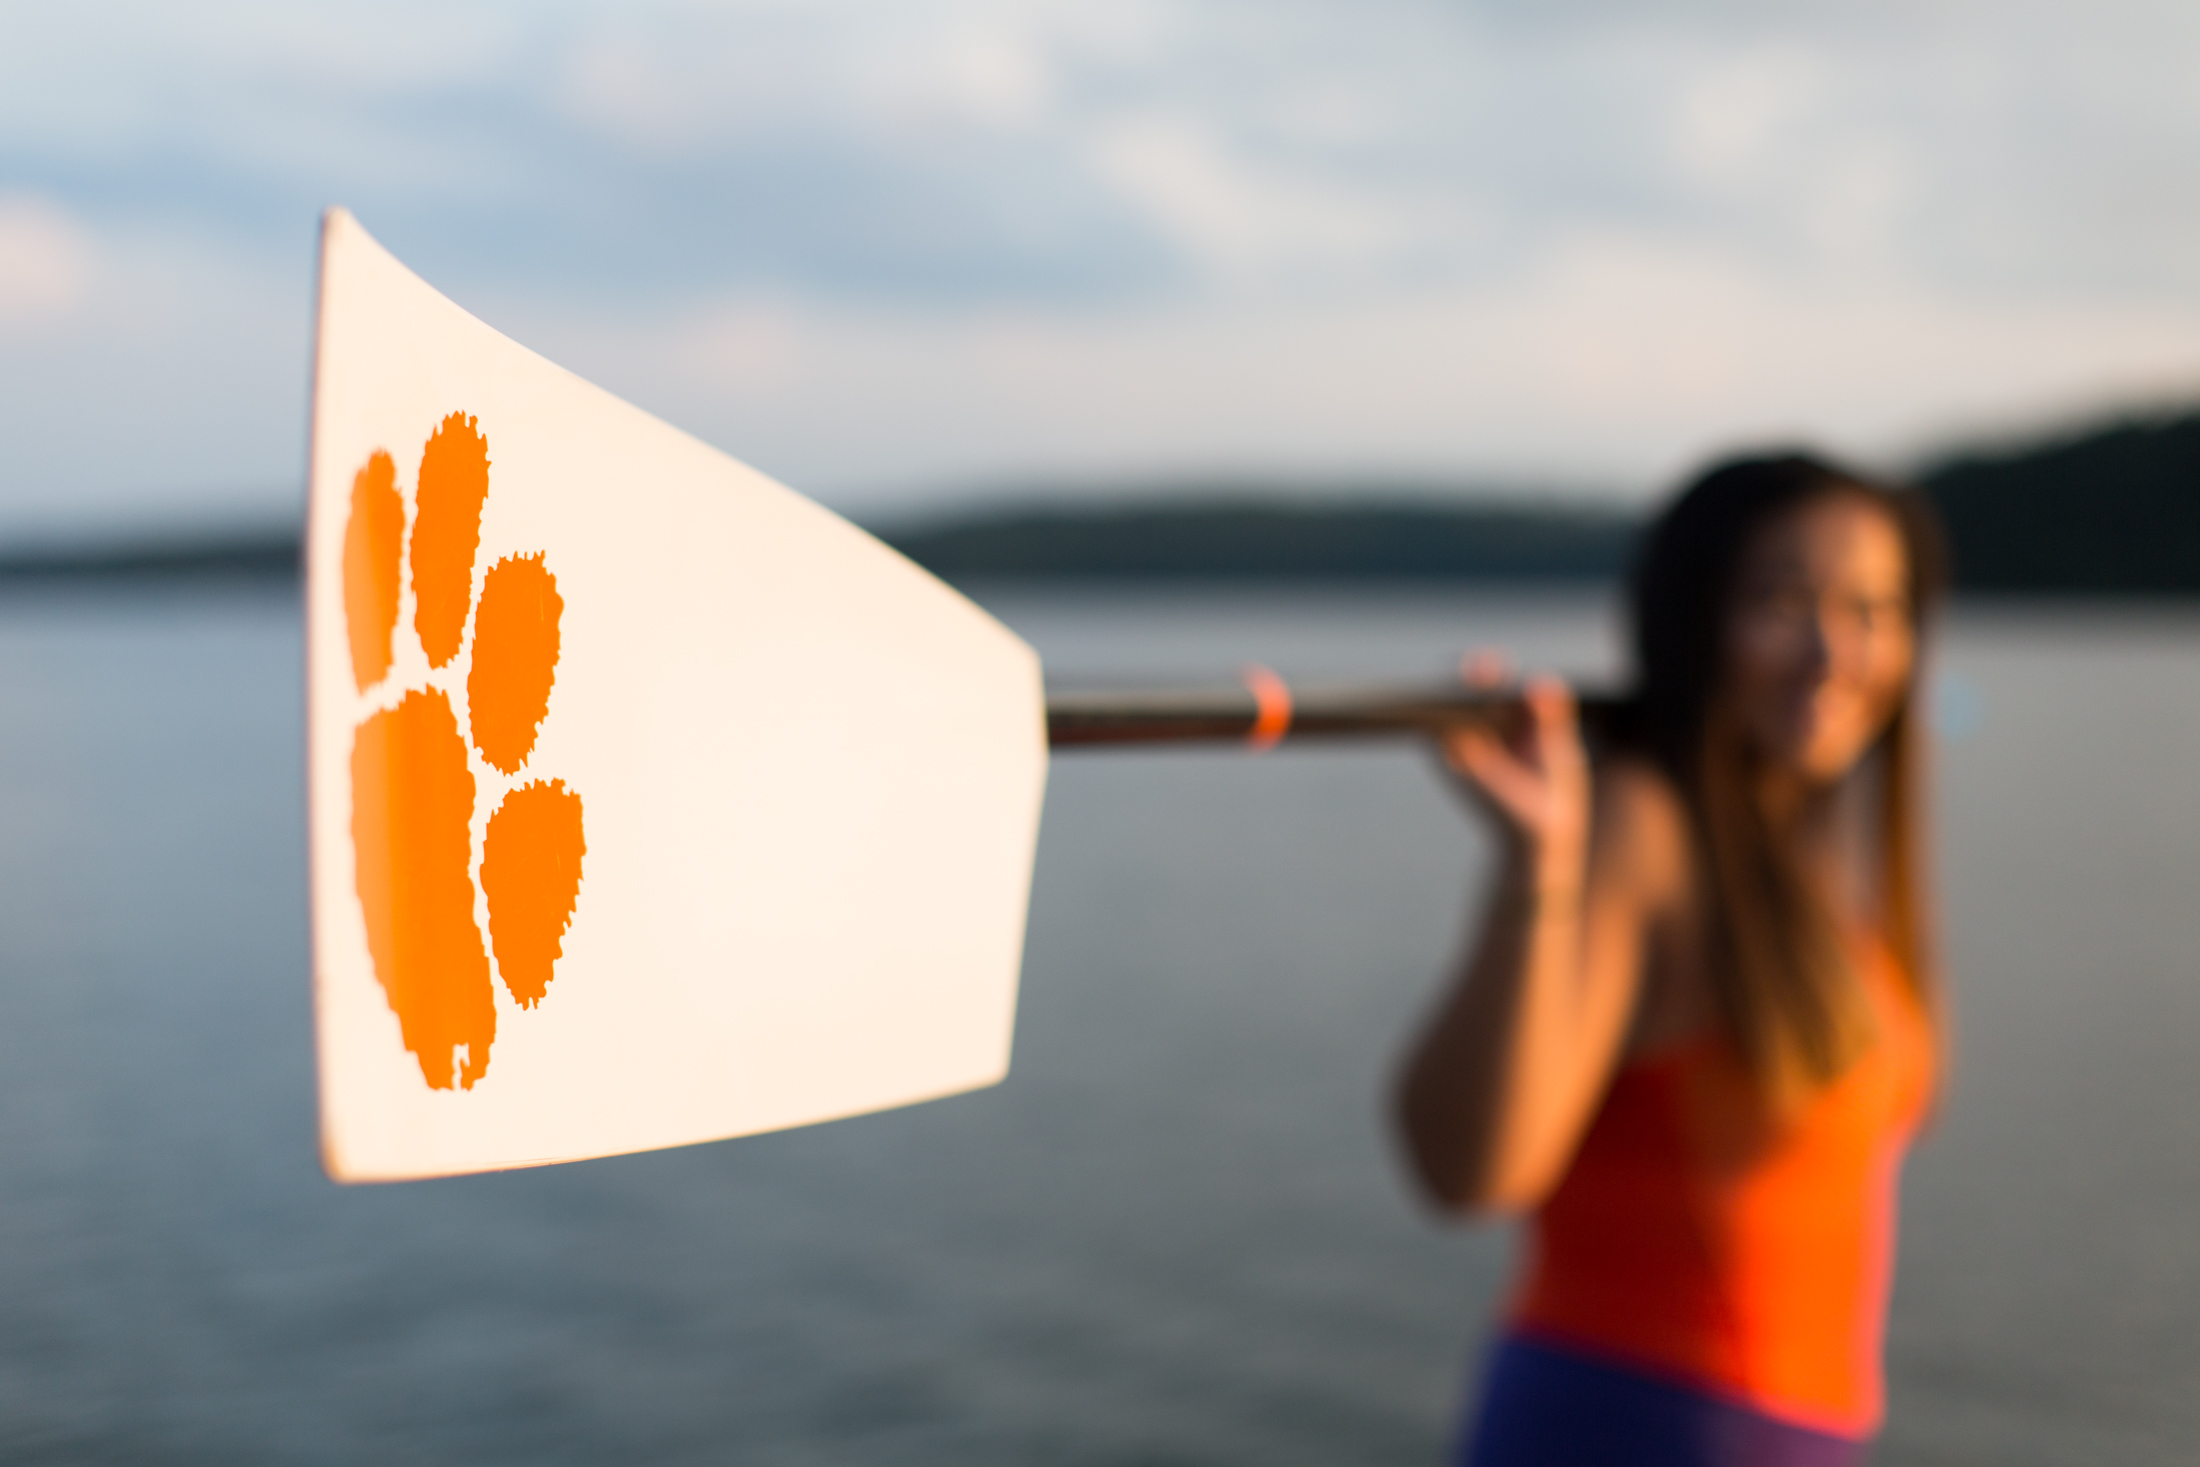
[[1594, 753, 1688, 843], [1591, 753, 1694, 908]]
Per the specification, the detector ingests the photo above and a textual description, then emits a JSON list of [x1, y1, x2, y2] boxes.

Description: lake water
[[0, 585, 2193, 1465]]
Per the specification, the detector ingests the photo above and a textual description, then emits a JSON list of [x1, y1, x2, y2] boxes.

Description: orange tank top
[[1509, 943, 1935, 1439]]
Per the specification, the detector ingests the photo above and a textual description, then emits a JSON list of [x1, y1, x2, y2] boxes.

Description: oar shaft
[[1047, 678, 1621, 749]]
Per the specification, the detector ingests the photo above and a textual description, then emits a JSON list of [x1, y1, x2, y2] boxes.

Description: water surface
[[0, 586, 2192, 1465]]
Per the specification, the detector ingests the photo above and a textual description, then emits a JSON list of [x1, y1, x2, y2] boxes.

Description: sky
[[3, 0, 2199, 534]]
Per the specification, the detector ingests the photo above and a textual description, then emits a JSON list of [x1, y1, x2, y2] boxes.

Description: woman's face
[[1722, 492, 1915, 783]]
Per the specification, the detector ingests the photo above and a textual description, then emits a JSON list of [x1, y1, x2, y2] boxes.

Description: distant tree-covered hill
[[4, 405, 2198, 594], [884, 499, 1635, 582], [0, 530, 299, 586], [887, 408, 2200, 592], [1919, 409, 2200, 594]]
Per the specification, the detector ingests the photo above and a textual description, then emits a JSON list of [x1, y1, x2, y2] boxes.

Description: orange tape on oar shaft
[[1041, 681, 1619, 748], [1241, 664, 1292, 751]]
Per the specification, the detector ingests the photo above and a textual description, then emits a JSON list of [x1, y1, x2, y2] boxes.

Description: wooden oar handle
[[1047, 674, 1622, 749]]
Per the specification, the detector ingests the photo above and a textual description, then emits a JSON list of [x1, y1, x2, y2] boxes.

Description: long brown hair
[[1616, 453, 1947, 1102]]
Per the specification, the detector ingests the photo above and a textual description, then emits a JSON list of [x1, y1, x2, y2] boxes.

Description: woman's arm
[[1391, 679, 1678, 1217]]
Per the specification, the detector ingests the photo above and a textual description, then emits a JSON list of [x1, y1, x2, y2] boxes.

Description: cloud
[[1084, 114, 1457, 283], [0, 210, 309, 534], [2, 0, 2200, 531], [1667, 46, 1831, 188], [0, 196, 94, 326], [502, 228, 2200, 517]]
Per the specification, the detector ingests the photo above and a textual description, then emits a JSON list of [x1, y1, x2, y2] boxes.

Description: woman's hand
[[1437, 656, 1590, 889]]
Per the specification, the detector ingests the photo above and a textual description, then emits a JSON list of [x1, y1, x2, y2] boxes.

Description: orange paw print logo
[[342, 412, 585, 1091]]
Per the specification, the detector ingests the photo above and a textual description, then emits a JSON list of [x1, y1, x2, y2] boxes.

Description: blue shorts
[[1457, 1333, 1868, 1467]]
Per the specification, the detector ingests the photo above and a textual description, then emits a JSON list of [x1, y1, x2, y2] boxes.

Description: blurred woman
[[1394, 454, 1947, 1466]]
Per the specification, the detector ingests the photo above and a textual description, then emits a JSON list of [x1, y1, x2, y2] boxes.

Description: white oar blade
[[306, 209, 1047, 1183]]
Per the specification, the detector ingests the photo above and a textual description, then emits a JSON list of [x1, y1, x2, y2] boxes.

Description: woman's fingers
[[1445, 726, 1543, 827], [1439, 666, 1590, 846], [1520, 675, 1583, 773], [1521, 675, 1590, 849]]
